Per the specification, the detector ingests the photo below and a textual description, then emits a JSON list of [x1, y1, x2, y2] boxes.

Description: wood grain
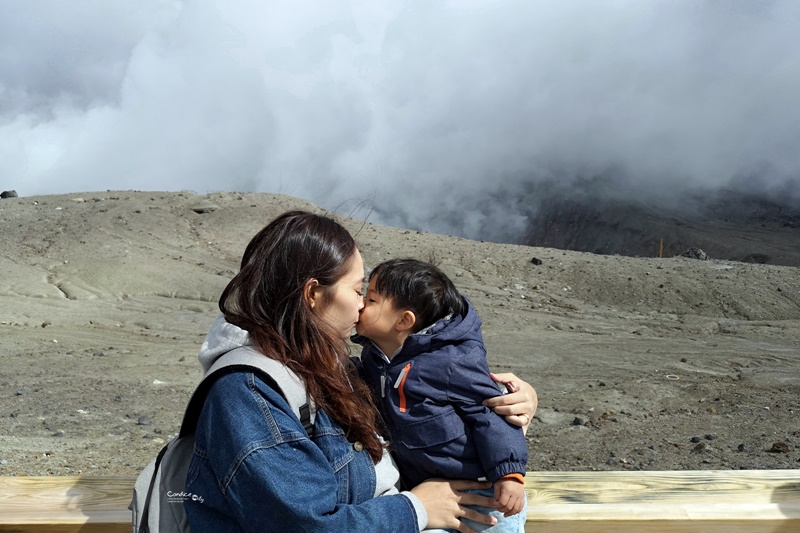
[[524, 470, 800, 532], [0, 477, 130, 533], [1, 470, 798, 532]]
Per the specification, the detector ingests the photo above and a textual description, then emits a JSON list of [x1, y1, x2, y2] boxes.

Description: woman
[[184, 210, 537, 532]]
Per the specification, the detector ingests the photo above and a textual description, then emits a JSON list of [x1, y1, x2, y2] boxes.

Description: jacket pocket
[[313, 424, 355, 473], [311, 411, 366, 504], [398, 408, 466, 449]]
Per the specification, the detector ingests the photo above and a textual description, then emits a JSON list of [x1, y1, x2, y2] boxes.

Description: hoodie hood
[[352, 297, 483, 361], [404, 297, 483, 358], [198, 314, 255, 376], [196, 313, 316, 426]]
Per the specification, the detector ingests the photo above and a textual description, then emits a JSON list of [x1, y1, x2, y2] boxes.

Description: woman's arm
[[190, 374, 421, 533], [484, 372, 538, 435]]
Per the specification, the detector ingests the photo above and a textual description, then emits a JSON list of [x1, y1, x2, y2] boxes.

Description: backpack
[[129, 348, 313, 533]]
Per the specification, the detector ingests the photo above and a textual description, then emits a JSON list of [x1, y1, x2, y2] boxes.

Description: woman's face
[[314, 250, 366, 339]]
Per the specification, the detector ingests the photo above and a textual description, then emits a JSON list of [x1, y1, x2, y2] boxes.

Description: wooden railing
[[0, 470, 798, 532], [524, 469, 800, 532]]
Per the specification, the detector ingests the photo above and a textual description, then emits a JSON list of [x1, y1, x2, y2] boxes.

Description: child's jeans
[[424, 487, 527, 533]]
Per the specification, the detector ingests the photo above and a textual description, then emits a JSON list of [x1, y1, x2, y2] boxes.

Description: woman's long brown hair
[[219, 210, 383, 462]]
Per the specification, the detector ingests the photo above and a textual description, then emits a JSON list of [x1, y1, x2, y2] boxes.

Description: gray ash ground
[[1, 191, 798, 477]]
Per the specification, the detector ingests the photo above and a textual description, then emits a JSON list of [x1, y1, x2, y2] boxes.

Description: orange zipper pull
[[394, 362, 412, 413]]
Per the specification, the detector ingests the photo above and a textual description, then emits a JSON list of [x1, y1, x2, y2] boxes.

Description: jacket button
[[353, 441, 363, 452]]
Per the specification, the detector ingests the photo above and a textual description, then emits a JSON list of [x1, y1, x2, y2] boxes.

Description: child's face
[[355, 276, 407, 350]]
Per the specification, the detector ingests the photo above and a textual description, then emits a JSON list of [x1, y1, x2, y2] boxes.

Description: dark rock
[[1, 190, 18, 198], [768, 441, 791, 453], [680, 247, 708, 260], [530, 257, 544, 266], [572, 417, 585, 426], [692, 442, 711, 453]]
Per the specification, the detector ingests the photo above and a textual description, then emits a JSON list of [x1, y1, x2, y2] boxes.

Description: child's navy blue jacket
[[352, 298, 527, 490]]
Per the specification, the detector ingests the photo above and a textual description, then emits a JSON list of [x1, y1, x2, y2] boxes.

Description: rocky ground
[[0, 191, 798, 477]]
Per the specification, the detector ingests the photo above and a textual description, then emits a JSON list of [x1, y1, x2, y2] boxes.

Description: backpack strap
[[137, 439, 171, 532], [134, 349, 313, 533], [179, 348, 314, 438]]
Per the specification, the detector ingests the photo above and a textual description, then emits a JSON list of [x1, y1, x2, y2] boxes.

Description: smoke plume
[[2, 0, 799, 242]]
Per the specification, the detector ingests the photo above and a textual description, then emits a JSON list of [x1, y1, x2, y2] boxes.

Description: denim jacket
[[184, 316, 423, 532]]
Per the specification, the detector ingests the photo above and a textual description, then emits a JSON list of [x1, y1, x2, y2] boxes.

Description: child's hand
[[494, 477, 525, 517]]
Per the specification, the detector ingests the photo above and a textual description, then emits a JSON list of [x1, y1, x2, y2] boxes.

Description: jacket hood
[[198, 314, 255, 375], [352, 297, 483, 360]]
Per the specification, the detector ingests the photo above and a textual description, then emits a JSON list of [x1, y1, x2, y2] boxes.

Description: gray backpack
[[129, 348, 313, 533]]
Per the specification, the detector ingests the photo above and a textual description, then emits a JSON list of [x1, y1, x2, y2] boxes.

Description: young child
[[352, 258, 527, 531]]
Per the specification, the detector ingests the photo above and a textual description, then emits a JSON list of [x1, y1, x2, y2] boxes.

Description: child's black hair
[[369, 258, 466, 333]]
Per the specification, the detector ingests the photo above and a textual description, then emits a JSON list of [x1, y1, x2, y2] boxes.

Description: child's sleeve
[[445, 344, 528, 483]]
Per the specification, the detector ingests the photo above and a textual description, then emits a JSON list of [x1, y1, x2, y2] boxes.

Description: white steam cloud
[[2, 0, 799, 241]]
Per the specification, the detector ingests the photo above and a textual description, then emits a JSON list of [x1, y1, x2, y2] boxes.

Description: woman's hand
[[484, 372, 538, 435], [410, 479, 497, 533]]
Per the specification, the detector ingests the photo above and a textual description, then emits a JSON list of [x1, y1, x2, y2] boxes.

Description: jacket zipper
[[394, 362, 412, 413]]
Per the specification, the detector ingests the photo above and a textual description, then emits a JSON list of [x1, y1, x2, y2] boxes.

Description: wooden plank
[[524, 470, 800, 533], [0, 470, 798, 532], [0, 476, 131, 533], [523, 519, 795, 533]]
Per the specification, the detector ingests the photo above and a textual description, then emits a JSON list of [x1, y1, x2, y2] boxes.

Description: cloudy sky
[[1, 0, 798, 241]]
